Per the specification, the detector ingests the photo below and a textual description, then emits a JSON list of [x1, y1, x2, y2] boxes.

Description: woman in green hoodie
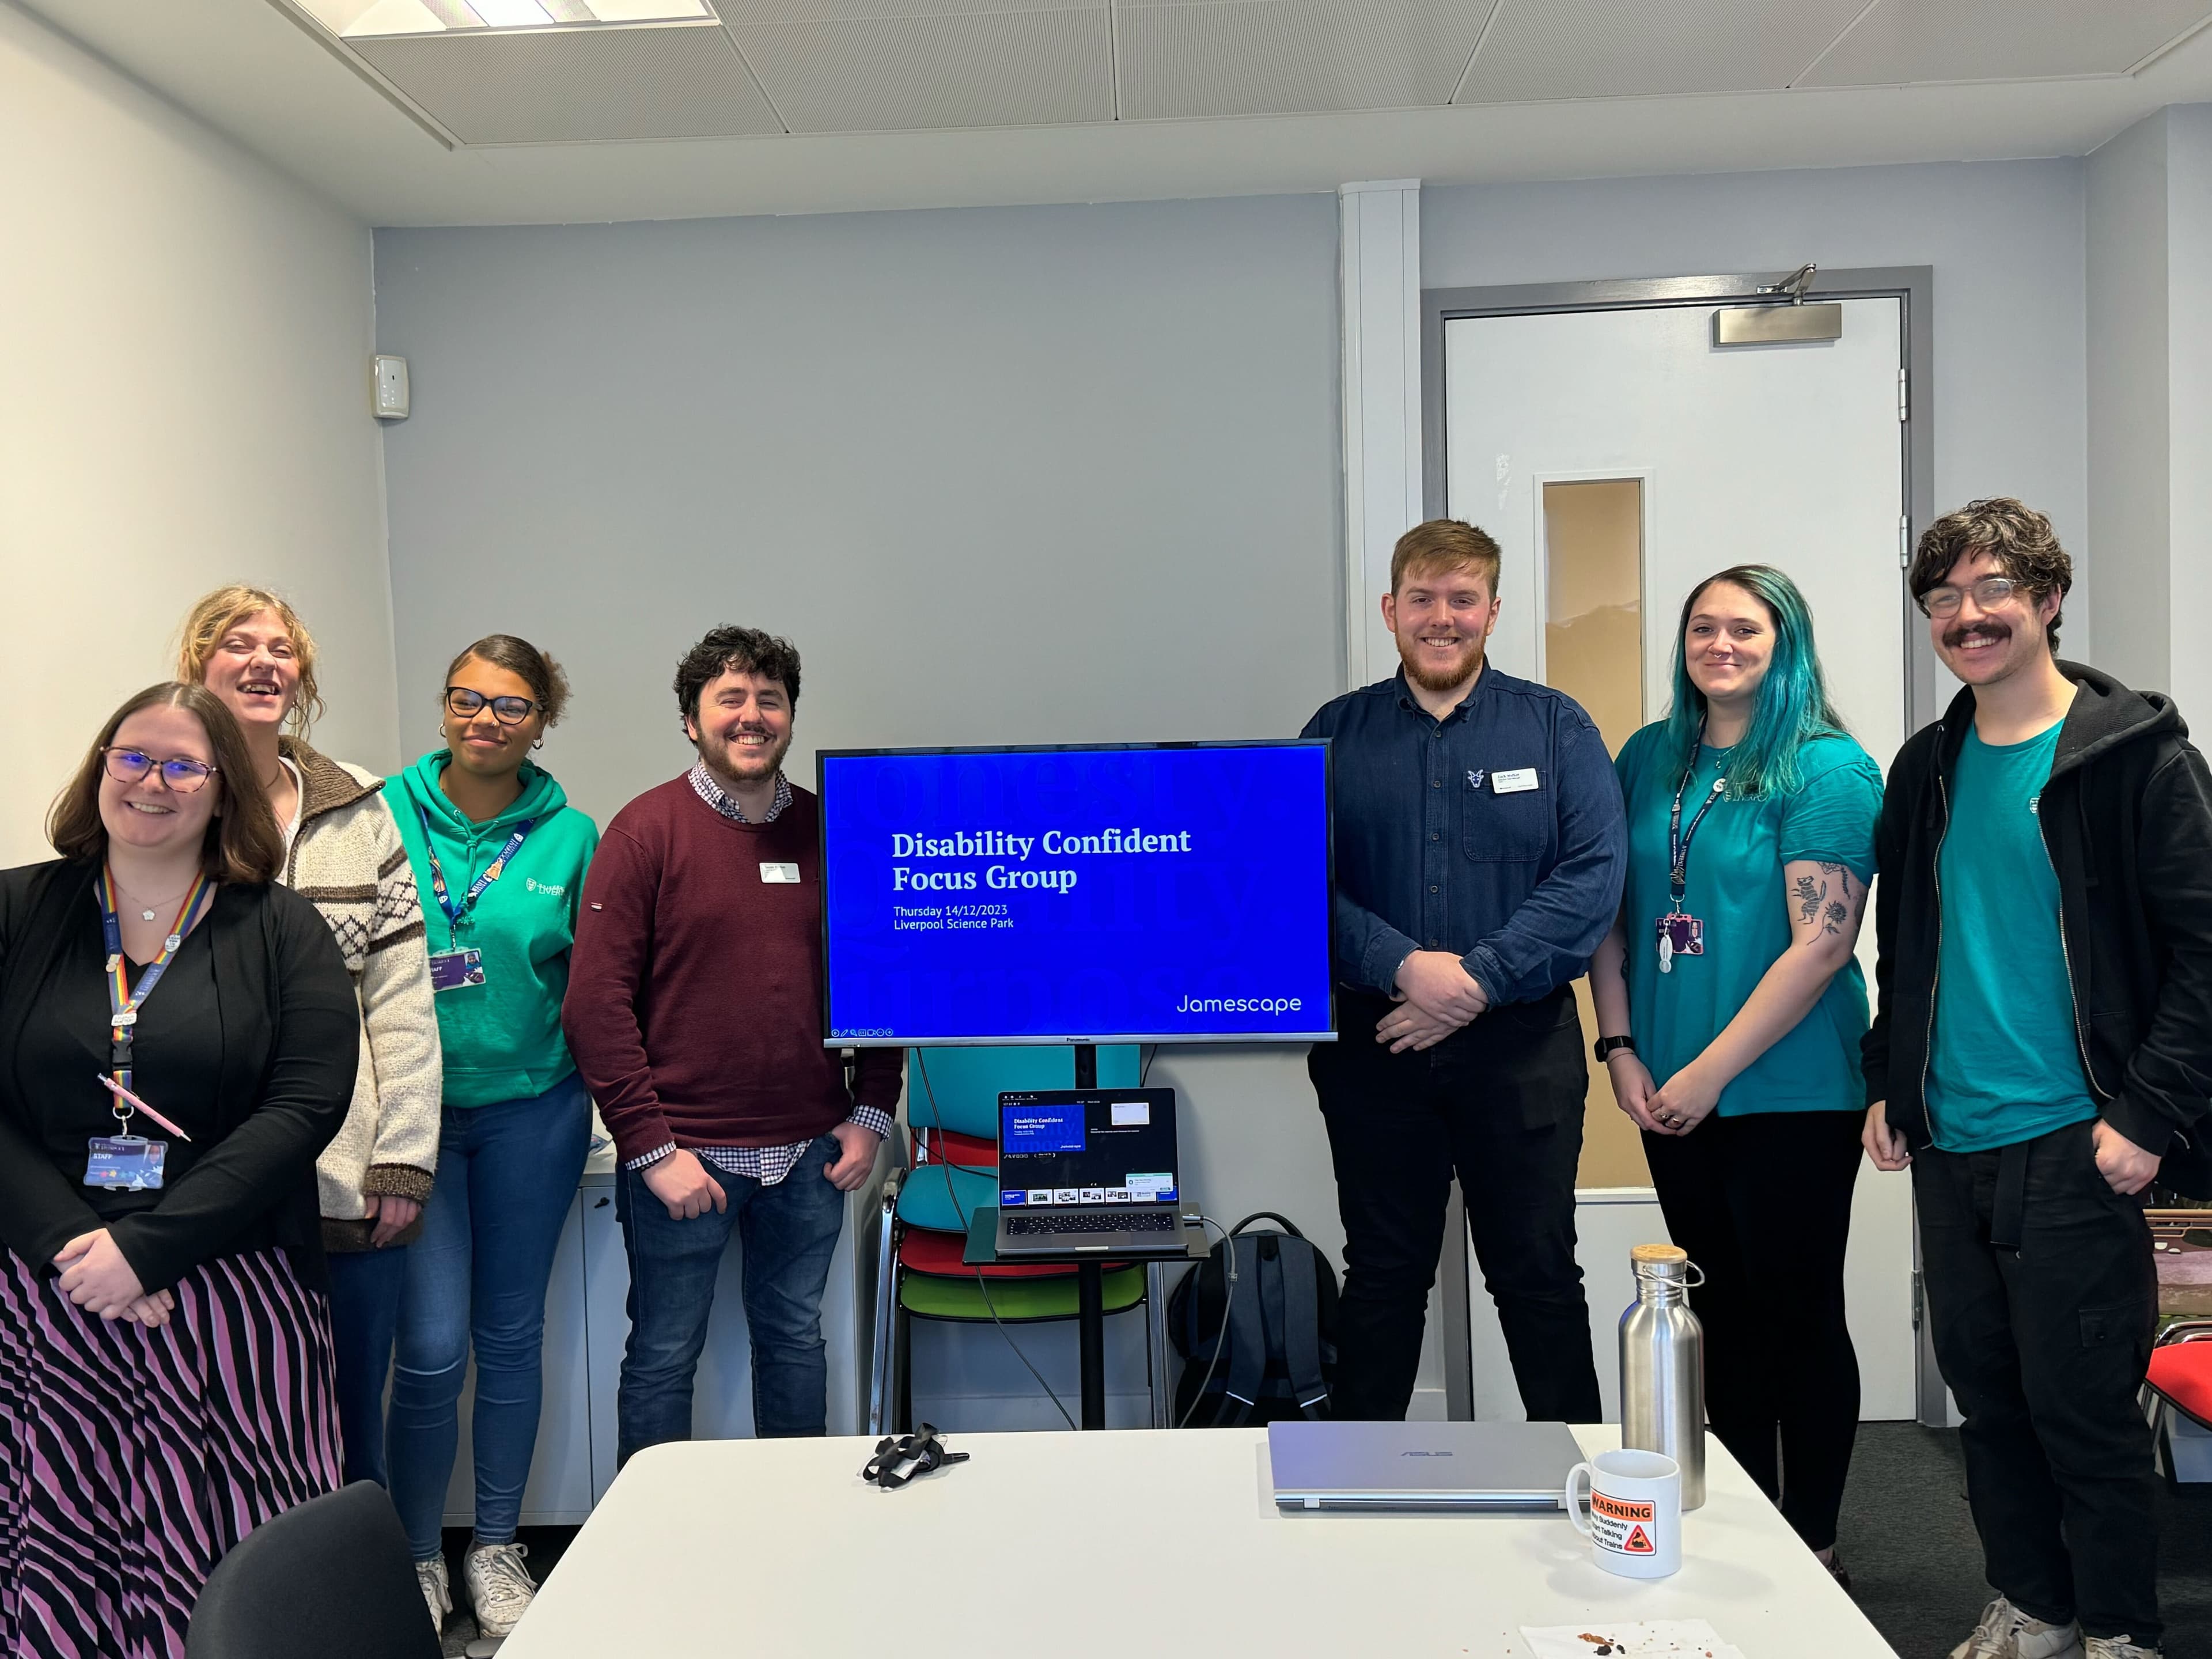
[[384, 635, 599, 1642]]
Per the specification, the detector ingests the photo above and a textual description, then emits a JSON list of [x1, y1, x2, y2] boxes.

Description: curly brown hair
[[674, 626, 801, 721], [1908, 497, 2073, 652], [48, 683, 283, 882]]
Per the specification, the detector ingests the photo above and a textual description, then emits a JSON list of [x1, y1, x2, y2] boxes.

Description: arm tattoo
[[1794, 874, 1821, 925], [1823, 900, 1849, 936]]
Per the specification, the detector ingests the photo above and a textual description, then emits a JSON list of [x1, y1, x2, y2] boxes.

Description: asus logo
[[1400, 1450, 1453, 1457]]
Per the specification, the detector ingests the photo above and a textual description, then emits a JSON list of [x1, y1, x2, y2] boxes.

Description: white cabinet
[[441, 1145, 880, 1526]]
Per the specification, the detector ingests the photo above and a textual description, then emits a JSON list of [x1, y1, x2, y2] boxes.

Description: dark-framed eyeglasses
[[103, 747, 217, 793], [444, 686, 539, 726], [1919, 576, 2018, 619]]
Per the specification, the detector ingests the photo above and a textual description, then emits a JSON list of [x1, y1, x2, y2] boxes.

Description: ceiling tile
[[349, 22, 784, 141], [730, 8, 1113, 132], [1455, 0, 1868, 104], [1117, 0, 1494, 119], [1799, 0, 2212, 86], [711, 0, 1086, 20]]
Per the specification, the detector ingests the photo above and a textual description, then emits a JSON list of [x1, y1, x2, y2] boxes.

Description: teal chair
[[870, 1046, 1144, 1433]]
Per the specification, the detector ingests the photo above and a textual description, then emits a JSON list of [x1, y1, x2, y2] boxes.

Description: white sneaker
[[415, 1555, 452, 1634], [1950, 1597, 2085, 1659], [464, 1540, 538, 1640], [2084, 1639, 2161, 1659]]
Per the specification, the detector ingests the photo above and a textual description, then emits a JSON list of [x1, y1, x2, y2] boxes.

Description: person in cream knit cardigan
[[179, 586, 442, 1490]]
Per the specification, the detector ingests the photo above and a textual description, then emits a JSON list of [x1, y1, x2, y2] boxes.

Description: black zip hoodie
[[1863, 660, 2212, 1197]]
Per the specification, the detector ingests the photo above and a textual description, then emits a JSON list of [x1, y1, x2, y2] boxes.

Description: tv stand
[[1073, 1043, 1098, 1090], [1072, 1042, 1100, 1422]]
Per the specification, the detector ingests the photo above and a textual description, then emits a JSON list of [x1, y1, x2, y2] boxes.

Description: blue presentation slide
[[820, 744, 1333, 1044]]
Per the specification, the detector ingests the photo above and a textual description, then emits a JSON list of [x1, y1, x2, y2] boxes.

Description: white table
[[500, 1426, 1899, 1658]]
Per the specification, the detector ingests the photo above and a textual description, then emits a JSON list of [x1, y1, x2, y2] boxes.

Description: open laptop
[[1268, 1419, 1584, 1512], [993, 1088, 1190, 1257]]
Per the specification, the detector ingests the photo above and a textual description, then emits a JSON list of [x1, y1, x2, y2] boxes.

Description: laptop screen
[[997, 1089, 1179, 1208]]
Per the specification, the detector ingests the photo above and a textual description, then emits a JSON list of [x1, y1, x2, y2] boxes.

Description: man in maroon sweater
[[564, 626, 902, 1460]]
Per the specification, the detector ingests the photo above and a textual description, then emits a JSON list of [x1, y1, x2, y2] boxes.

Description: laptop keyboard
[[1007, 1211, 1176, 1236]]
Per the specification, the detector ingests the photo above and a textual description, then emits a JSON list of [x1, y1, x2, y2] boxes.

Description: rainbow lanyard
[[96, 865, 211, 1132], [417, 806, 535, 946]]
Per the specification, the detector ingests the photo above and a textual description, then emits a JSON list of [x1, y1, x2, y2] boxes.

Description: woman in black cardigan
[[0, 682, 359, 1659]]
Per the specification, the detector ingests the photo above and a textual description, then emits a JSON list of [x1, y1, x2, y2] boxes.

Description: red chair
[[2145, 1320, 2212, 1485]]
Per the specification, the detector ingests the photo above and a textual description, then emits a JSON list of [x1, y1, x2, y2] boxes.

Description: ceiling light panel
[[1455, 0, 1868, 104], [1798, 0, 2212, 86], [1117, 0, 1493, 119], [298, 0, 707, 37], [348, 21, 782, 139], [730, 6, 1112, 131]]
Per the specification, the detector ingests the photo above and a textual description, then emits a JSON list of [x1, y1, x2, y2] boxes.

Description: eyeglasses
[[1919, 576, 2020, 619], [103, 747, 217, 793], [444, 686, 539, 726]]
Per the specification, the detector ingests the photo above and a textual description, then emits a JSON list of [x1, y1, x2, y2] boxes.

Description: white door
[[1442, 297, 1918, 1421]]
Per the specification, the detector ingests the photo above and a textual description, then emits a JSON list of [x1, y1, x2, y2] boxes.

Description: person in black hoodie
[[1864, 498, 2212, 1659]]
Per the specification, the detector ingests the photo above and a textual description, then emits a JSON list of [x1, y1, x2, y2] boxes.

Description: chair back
[[187, 1482, 440, 1659], [906, 1046, 1142, 1139]]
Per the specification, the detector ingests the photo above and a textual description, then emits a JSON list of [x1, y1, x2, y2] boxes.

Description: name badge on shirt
[[760, 862, 801, 884], [427, 948, 487, 993], [85, 1135, 166, 1191], [1491, 767, 1540, 794]]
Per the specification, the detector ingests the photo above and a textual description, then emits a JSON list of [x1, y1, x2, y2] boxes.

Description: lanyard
[[417, 808, 535, 940], [96, 865, 211, 1131], [1666, 759, 1728, 911]]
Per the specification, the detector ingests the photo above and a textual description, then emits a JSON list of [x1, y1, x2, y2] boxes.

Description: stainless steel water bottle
[[1619, 1242, 1706, 1509]]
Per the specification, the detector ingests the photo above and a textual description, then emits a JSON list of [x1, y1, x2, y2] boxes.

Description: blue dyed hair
[[1661, 565, 1847, 800]]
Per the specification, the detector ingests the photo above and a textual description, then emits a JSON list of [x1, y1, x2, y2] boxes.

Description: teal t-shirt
[[1925, 723, 2097, 1152], [1615, 725, 1884, 1116]]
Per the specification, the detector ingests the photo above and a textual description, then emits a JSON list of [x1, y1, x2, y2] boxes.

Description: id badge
[[85, 1135, 167, 1191], [1654, 913, 1704, 975], [427, 948, 486, 993]]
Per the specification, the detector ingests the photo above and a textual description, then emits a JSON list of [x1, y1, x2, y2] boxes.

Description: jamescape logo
[[1175, 994, 1304, 1015]]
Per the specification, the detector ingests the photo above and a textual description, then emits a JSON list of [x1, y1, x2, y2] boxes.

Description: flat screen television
[[818, 741, 1334, 1047]]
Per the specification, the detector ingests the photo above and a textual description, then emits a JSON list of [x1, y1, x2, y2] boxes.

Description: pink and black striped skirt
[[0, 1248, 342, 1659]]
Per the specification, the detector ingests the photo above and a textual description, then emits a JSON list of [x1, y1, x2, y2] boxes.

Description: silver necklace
[[116, 880, 193, 923]]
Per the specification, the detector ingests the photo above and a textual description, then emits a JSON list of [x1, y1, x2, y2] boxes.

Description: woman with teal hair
[[1589, 565, 1883, 1587]]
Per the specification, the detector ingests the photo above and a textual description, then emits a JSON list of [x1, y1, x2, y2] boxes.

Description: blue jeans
[[325, 1241, 410, 1486], [614, 1135, 846, 1465], [386, 1073, 592, 1559]]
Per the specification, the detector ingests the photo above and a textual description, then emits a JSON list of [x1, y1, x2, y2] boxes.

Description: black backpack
[[1168, 1211, 1339, 1426]]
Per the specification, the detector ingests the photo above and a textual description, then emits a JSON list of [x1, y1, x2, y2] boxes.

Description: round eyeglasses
[[103, 747, 217, 793], [444, 686, 540, 726], [1919, 575, 2018, 619]]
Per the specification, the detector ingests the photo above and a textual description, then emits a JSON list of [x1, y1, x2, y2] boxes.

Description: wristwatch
[[1593, 1035, 1637, 1063]]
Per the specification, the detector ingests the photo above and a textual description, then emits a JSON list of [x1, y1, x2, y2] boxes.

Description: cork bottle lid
[[1630, 1243, 1689, 1265]]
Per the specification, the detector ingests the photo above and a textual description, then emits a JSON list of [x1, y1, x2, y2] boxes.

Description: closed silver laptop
[[1268, 1419, 1583, 1512]]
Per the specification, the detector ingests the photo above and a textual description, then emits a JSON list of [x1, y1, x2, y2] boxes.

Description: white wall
[[1423, 160, 2092, 660], [2088, 113, 2173, 695], [0, 1, 396, 868], [2165, 105, 2212, 722], [2085, 103, 2212, 713]]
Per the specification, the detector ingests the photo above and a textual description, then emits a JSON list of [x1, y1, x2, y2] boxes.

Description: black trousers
[[1310, 987, 1603, 1424], [1915, 1120, 2160, 1642], [1641, 1108, 1863, 1550]]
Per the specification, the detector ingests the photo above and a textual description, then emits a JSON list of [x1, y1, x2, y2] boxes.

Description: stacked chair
[[869, 1046, 1146, 1433], [2146, 1319, 2212, 1486]]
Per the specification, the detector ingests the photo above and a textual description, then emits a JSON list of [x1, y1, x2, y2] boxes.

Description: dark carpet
[[434, 1425, 2212, 1656], [1836, 1422, 2212, 1659]]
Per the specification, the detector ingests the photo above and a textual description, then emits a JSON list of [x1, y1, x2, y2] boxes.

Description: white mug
[[1565, 1448, 1681, 1579]]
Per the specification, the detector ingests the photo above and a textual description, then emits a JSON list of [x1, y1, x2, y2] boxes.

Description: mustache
[[1944, 621, 2011, 649]]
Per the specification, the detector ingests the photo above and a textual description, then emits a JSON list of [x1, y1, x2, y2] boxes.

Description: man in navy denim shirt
[[1303, 519, 1625, 1422]]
